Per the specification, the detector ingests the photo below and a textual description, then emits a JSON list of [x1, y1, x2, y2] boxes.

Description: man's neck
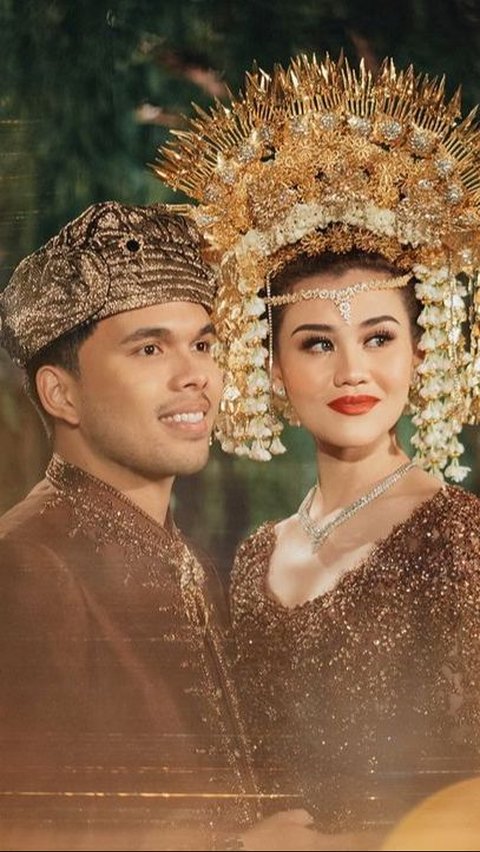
[[52, 442, 174, 527]]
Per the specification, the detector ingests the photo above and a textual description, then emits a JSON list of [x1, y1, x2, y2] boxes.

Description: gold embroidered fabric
[[154, 55, 480, 477], [0, 201, 216, 366], [0, 455, 257, 846], [231, 486, 480, 832]]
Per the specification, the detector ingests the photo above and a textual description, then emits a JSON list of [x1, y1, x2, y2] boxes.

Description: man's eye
[[140, 343, 160, 356], [195, 340, 211, 353]]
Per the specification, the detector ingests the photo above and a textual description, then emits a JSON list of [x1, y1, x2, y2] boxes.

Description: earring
[[271, 382, 301, 427], [406, 364, 421, 413]]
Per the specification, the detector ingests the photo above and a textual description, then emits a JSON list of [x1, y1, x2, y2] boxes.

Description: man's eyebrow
[[120, 323, 216, 345], [291, 315, 400, 336], [120, 327, 172, 345], [198, 323, 216, 337]]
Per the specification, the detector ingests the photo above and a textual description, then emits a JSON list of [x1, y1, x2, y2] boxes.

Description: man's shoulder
[[0, 477, 63, 542], [0, 483, 92, 641], [0, 478, 80, 576]]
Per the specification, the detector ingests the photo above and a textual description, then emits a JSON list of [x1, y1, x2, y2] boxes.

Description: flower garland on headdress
[[154, 54, 480, 480]]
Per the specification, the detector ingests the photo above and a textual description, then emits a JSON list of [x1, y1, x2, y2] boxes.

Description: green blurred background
[[1, 0, 480, 572]]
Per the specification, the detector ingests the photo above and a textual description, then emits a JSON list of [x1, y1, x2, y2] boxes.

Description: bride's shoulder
[[231, 512, 299, 585], [230, 521, 276, 601], [420, 485, 480, 573], [405, 468, 479, 534], [436, 485, 480, 545], [234, 519, 278, 565], [435, 483, 480, 522], [273, 513, 299, 537], [230, 514, 294, 587]]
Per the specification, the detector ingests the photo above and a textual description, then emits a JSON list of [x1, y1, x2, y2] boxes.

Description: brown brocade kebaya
[[231, 485, 480, 833], [0, 456, 257, 850]]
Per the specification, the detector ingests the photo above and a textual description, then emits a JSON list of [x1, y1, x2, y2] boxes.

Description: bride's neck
[[314, 436, 409, 515]]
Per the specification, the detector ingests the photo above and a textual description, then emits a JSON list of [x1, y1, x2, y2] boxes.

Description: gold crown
[[156, 54, 480, 270], [155, 55, 480, 480]]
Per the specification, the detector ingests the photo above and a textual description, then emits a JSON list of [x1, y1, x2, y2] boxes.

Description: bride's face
[[272, 266, 421, 454]]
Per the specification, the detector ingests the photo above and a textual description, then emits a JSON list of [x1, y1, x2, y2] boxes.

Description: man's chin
[[172, 444, 211, 476]]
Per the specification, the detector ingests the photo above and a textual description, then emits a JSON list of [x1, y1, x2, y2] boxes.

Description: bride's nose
[[333, 345, 369, 387]]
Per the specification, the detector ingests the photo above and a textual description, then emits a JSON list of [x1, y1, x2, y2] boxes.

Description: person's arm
[[0, 536, 91, 759]]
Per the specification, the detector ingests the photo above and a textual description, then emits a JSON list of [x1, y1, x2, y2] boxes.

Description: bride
[[231, 247, 480, 847], [156, 54, 480, 849]]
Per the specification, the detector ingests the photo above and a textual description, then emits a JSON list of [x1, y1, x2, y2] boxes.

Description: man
[[0, 201, 258, 851]]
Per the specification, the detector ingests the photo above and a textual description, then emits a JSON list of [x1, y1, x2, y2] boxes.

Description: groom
[[0, 201, 256, 851]]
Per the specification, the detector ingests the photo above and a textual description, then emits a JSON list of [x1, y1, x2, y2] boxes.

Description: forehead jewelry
[[266, 273, 411, 322], [266, 272, 410, 378]]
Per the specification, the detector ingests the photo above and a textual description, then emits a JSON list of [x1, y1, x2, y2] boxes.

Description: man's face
[[69, 302, 222, 481]]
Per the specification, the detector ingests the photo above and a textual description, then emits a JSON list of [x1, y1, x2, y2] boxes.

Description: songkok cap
[[0, 200, 216, 366]]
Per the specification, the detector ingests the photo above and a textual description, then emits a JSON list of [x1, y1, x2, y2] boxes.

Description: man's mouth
[[158, 403, 211, 438], [160, 411, 206, 424]]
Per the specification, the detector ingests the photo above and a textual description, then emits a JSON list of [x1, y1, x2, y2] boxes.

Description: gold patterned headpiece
[[265, 273, 410, 320], [155, 54, 480, 480], [264, 272, 411, 382], [0, 201, 216, 366]]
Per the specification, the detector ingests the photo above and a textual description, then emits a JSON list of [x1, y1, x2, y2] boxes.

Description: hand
[[238, 813, 386, 852], [238, 808, 318, 851]]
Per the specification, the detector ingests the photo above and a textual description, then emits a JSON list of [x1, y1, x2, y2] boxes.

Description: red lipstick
[[327, 395, 380, 415]]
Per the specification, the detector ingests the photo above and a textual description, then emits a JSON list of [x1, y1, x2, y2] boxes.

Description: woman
[[156, 55, 480, 847], [231, 248, 480, 844]]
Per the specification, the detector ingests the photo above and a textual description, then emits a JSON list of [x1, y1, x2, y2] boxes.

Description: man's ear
[[35, 366, 81, 426]]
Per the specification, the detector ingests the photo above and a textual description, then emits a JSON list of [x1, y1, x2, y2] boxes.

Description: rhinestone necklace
[[297, 461, 415, 552]]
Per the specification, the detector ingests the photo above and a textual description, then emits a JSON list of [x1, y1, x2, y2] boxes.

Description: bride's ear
[[270, 361, 286, 397], [412, 341, 425, 370]]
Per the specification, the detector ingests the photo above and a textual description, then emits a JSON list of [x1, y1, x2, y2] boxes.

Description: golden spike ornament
[[154, 54, 480, 480]]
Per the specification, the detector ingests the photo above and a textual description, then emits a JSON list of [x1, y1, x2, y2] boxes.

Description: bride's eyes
[[300, 336, 334, 353], [364, 329, 395, 348], [298, 328, 396, 353]]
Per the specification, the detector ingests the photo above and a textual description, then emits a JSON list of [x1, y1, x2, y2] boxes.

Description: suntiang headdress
[[155, 54, 480, 480]]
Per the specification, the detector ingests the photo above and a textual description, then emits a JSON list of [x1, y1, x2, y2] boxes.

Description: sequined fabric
[[0, 201, 215, 366], [231, 486, 480, 833], [0, 456, 256, 849]]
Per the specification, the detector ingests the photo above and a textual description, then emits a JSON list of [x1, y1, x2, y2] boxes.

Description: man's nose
[[170, 350, 209, 391]]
